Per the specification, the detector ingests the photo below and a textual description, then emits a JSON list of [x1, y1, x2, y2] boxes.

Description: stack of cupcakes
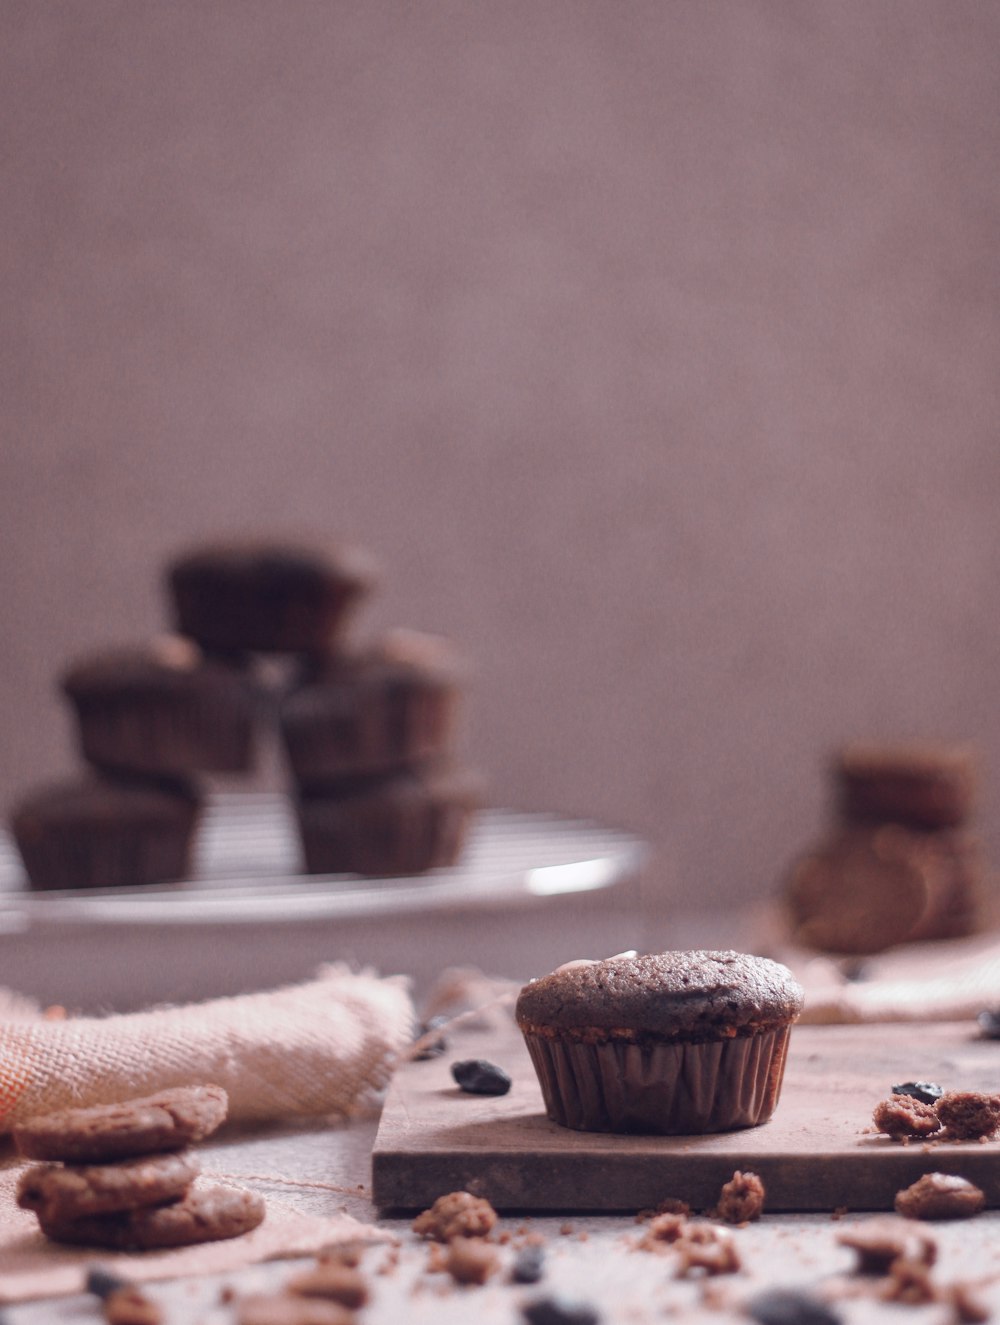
[[10, 538, 482, 890], [282, 629, 482, 876], [783, 743, 985, 955]]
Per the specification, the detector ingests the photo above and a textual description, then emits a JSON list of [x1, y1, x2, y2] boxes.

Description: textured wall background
[[2, 0, 999, 928]]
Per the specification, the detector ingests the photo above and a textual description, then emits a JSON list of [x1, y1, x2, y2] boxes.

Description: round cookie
[[515, 951, 803, 1135], [13, 1085, 228, 1162], [17, 1151, 200, 1222], [37, 1180, 264, 1251]]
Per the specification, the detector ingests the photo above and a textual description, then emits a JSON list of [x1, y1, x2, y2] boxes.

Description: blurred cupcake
[[295, 765, 482, 877], [61, 637, 255, 779], [515, 951, 803, 1135], [835, 743, 977, 830], [281, 630, 464, 786], [166, 538, 377, 655], [11, 775, 200, 891]]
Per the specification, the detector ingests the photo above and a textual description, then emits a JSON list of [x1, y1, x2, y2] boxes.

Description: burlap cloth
[[0, 965, 413, 1301], [0, 963, 413, 1129]]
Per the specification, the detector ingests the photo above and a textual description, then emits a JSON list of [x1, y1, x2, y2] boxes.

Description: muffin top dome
[[515, 950, 803, 1041]]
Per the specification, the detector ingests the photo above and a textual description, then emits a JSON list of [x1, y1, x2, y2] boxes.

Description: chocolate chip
[[891, 1082, 944, 1104], [977, 1009, 1000, 1039], [451, 1059, 512, 1095], [86, 1267, 129, 1300], [521, 1295, 600, 1325], [414, 1016, 449, 1060], [746, 1288, 843, 1325], [511, 1244, 546, 1283]]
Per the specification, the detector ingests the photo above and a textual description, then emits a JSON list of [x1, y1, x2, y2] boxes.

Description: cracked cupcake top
[[515, 951, 803, 1040]]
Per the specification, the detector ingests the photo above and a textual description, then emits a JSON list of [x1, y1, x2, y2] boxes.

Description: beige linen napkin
[[0, 964, 414, 1131], [778, 931, 1000, 1024]]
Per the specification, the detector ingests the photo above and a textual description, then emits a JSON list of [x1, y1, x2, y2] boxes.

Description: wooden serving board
[[372, 1018, 1000, 1213]]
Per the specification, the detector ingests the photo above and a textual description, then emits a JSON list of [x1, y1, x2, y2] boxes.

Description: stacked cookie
[[783, 744, 985, 955], [14, 1086, 265, 1251], [10, 538, 482, 890]]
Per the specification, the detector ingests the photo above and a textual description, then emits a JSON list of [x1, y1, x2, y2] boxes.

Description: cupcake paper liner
[[521, 1025, 792, 1135]]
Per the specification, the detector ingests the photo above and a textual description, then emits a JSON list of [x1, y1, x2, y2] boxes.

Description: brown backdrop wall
[[2, 0, 999, 925]]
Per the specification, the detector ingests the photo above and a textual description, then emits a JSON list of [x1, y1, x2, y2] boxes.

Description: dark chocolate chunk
[[85, 1266, 129, 1299], [891, 1082, 944, 1104], [451, 1059, 512, 1096], [746, 1288, 843, 1325], [511, 1244, 546, 1283], [414, 1016, 449, 1061], [521, 1295, 600, 1325], [977, 1008, 1000, 1039]]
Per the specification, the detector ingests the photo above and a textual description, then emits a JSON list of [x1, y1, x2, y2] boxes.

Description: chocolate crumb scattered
[[638, 1212, 689, 1250], [836, 1217, 937, 1274], [831, 1207, 848, 1221], [872, 1094, 941, 1140], [102, 1288, 162, 1325], [879, 1256, 936, 1305], [894, 1173, 986, 1220], [559, 1222, 574, 1236], [637, 1197, 691, 1222], [511, 1244, 546, 1284], [745, 1286, 843, 1325], [521, 1294, 601, 1325], [413, 1191, 498, 1241], [451, 1059, 512, 1095], [287, 1263, 369, 1308], [445, 1237, 499, 1286], [86, 1268, 129, 1301], [715, 1170, 765, 1224], [674, 1227, 741, 1277], [935, 1091, 1000, 1141]]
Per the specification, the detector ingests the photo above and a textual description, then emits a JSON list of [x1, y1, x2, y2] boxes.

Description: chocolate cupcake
[[515, 951, 803, 1135], [835, 743, 976, 830], [61, 637, 255, 778], [11, 775, 200, 891], [281, 630, 463, 786], [295, 765, 482, 876], [166, 539, 377, 655]]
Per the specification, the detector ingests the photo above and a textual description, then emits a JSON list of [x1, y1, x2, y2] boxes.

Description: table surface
[[5, 1032, 1000, 1324]]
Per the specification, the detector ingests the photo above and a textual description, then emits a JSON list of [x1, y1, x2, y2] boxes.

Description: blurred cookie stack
[[10, 540, 482, 890], [783, 744, 985, 955], [14, 1085, 265, 1250]]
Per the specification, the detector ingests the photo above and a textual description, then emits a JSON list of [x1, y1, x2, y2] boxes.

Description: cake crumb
[[413, 1191, 498, 1242], [444, 1237, 499, 1286], [286, 1263, 369, 1308], [102, 1288, 162, 1325], [879, 1257, 936, 1305], [638, 1212, 689, 1250], [872, 1095, 941, 1140], [714, 1170, 765, 1224], [836, 1217, 937, 1273], [936, 1091, 1000, 1141], [674, 1227, 741, 1277], [894, 1173, 985, 1221]]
